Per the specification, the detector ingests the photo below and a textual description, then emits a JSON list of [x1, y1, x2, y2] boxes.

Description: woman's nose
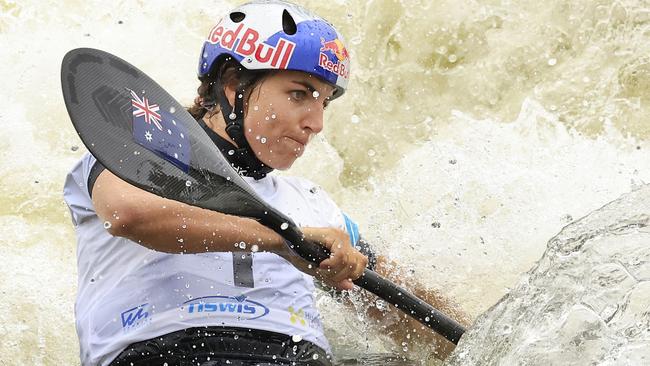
[[301, 105, 324, 134]]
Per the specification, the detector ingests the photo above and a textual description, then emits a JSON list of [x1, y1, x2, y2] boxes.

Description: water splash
[[445, 185, 650, 365]]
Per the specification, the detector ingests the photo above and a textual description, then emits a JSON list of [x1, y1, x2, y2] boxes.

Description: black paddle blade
[[61, 48, 278, 225]]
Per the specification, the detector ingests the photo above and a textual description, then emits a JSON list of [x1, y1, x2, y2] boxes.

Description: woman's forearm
[[92, 169, 286, 254]]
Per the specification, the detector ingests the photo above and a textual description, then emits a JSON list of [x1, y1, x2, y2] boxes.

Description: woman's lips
[[286, 136, 307, 148]]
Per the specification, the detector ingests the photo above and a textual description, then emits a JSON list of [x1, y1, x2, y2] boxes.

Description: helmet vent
[[230, 11, 246, 23], [282, 9, 297, 35]]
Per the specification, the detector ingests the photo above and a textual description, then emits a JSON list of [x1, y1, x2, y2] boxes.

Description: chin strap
[[207, 81, 273, 180]]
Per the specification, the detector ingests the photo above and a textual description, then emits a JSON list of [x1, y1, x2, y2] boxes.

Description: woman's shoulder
[[275, 175, 316, 188], [272, 175, 329, 197]]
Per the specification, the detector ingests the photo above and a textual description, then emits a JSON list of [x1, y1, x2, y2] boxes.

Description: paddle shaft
[[275, 221, 466, 344]]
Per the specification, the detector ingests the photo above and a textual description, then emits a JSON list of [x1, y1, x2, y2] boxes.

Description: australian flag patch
[[129, 89, 191, 172]]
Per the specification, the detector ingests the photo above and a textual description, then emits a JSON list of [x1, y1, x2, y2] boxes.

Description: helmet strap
[[211, 81, 273, 180]]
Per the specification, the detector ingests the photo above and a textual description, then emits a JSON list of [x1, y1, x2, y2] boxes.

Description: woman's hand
[[299, 227, 368, 290]]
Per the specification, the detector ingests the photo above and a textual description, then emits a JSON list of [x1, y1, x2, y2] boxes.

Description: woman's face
[[241, 71, 336, 170]]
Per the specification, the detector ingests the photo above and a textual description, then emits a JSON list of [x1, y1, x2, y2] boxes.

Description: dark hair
[[187, 58, 274, 121]]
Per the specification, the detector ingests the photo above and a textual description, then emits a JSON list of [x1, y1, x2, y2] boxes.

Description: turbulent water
[[1, 0, 650, 365], [445, 185, 650, 365]]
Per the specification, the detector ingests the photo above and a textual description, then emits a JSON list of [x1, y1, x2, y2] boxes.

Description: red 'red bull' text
[[207, 23, 295, 69], [318, 53, 349, 79]]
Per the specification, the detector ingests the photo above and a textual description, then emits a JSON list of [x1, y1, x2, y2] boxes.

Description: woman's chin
[[272, 160, 295, 171], [266, 155, 300, 171]]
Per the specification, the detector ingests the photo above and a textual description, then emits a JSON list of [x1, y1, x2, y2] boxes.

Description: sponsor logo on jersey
[[121, 303, 152, 330], [207, 22, 296, 69], [183, 295, 269, 320], [288, 306, 322, 330]]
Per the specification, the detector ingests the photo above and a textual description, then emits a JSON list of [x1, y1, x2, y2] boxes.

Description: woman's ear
[[223, 78, 238, 109]]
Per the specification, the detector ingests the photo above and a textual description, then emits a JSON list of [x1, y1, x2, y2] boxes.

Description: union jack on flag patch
[[130, 89, 162, 130], [129, 88, 191, 172]]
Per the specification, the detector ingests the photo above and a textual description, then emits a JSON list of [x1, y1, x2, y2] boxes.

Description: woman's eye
[[290, 90, 306, 101]]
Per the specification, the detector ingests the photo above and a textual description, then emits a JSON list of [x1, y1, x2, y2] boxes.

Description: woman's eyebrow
[[291, 80, 316, 91], [291, 80, 334, 96]]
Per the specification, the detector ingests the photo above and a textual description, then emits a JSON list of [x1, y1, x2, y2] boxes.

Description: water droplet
[[260, 137, 267, 144], [103, 221, 112, 229], [234, 334, 239, 340], [547, 58, 557, 66], [312, 354, 319, 360], [350, 115, 360, 124], [448, 54, 458, 63], [375, 299, 386, 310], [237, 94, 243, 99], [169, 106, 176, 113], [238, 242, 246, 249], [292, 334, 303, 342], [229, 113, 237, 120], [280, 223, 289, 230], [425, 316, 430, 322], [185, 181, 192, 187], [178, 238, 184, 243], [312, 90, 320, 98], [367, 149, 376, 157], [271, 114, 276, 119], [228, 150, 235, 156], [251, 245, 259, 252], [71, 145, 79, 151]]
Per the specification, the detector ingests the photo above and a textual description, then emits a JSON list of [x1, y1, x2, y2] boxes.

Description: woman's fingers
[[319, 247, 367, 283], [301, 226, 369, 289]]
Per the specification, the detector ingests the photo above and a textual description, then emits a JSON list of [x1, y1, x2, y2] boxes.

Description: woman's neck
[[202, 112, 238, 148]]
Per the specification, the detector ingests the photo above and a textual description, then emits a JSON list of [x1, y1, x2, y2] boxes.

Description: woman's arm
[[92, 169, 368, 290], [92, 169, 287, 254], [363, 256, 471, 360]]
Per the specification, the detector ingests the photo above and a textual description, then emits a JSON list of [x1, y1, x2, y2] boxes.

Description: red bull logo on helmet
[[207, 22, 296, 69], [319, 37, 350, 80], [320, 38, 349, 62]]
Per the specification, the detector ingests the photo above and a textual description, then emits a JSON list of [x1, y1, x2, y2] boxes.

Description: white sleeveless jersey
[[64, 153, 357, 366]]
